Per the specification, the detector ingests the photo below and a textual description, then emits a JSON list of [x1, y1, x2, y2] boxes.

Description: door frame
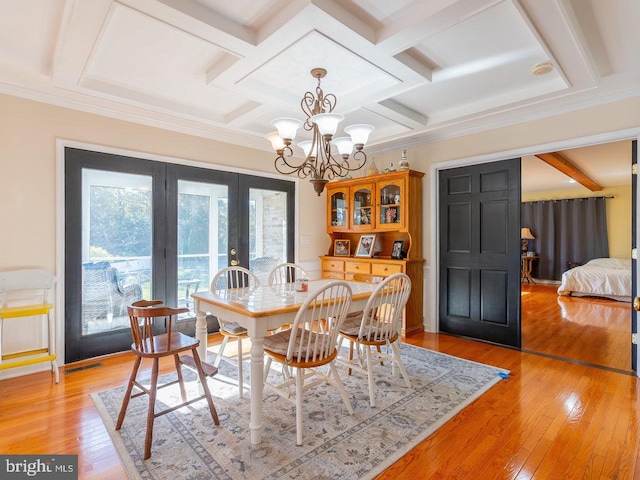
[[55, 139, 300, 365], [428, 128, 640, 376]]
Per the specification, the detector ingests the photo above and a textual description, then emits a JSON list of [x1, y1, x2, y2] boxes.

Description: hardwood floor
[[522, 283, 632, 372], [0, 331, 638, 479]]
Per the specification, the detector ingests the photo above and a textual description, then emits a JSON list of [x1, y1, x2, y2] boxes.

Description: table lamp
[[521, 227, 535, 254]]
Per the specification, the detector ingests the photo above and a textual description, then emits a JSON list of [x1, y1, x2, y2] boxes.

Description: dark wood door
[[439, 159, 522, 347]]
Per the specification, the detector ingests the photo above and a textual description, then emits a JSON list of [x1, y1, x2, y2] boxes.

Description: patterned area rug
[[92, 344, 508, 480]]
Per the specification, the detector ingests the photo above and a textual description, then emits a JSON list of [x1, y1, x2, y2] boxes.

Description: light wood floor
[[522, 283, 632, 372], [0, 329, 638, 479]]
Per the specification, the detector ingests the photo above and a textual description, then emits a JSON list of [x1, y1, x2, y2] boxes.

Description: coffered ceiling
[[0, 0, 638, 189]]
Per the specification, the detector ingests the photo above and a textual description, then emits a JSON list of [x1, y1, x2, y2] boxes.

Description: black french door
[[64, 148, 294, 362]]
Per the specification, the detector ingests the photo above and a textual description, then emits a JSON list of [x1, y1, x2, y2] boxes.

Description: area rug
[[92, 344, 508, 480]]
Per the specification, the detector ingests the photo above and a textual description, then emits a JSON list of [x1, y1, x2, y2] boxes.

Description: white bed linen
[[557, 258, 632, 302]]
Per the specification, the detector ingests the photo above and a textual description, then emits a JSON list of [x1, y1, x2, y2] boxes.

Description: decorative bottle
[[367, 159, 379, 176], [399, 149, 409, 170]]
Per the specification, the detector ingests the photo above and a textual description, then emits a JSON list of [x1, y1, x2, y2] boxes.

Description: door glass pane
[[248, 188, 288, 283], [81, 170, 152, 335], [177, 180, 228, 314]]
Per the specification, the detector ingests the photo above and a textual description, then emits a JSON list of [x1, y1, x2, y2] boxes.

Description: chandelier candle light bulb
[[265, 68, 375, 195]]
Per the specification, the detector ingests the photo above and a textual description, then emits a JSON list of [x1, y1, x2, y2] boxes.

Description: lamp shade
[[271, 118, 303, 141], [265, 132, 286, 151], [298, 140, 315, 158], [309, 113, 344, 136], [344, 124, 375, 146], [331, 136, 353, 156], [521, 227, 535, 240]]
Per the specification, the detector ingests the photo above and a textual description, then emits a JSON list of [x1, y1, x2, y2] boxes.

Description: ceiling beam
[[535, 152, 603, 191]]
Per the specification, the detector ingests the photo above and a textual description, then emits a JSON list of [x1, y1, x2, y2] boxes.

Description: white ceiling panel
[[85, 4, 249, 114], [0, 0, 636, 192], [0, 0, 65, 74], [238, 30, 399, 109]]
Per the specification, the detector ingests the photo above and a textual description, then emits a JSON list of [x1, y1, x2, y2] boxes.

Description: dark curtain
[[521, 197, 609, 280]]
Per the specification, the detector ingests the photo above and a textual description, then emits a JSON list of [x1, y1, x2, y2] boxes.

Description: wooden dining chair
[[116, 302, 220, 460], [337, 273, 412, 407], [210, 266, 260, 398], [263, 280, 353, 445]]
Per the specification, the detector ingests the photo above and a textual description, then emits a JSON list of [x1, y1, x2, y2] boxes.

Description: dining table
[[192, 278, 378, 444]]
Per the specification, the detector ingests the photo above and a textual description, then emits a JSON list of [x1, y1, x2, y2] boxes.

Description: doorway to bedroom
[[519, 139, 635, 373]]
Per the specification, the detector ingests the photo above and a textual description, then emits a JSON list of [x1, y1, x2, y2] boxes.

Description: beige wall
[[1, 93, 638, 349], [2, 94, 637, 275], [0, 93, 328, 274], [522, 184, 632, 259], [371, 98, 640, 266]]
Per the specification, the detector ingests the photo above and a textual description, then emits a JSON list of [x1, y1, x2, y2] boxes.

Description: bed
[[557, 258, 632, 302]]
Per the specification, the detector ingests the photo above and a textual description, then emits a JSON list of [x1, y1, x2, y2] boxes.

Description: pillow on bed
[[585, 258, 631, 269]]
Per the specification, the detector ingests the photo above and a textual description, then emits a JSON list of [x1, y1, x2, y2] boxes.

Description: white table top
[[192, 279, 377, 318]]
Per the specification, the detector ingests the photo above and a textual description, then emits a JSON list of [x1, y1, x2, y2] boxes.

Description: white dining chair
[[267, 263, 310, 331], [337, 273, 412, 407], [267, 263, 309, 286], [210, 266, 260, 398], [263, 280, 354, 445]]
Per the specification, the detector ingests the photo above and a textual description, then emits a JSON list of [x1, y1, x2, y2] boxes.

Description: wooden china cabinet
[[322, 169, 425, 336]]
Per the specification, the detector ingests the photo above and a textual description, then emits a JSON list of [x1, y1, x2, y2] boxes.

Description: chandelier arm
[[273, 146, 315, 179], [344, 149, 368, 171], [301, 92, 316, 119], [274, 157, 316, 179], [320, 93, 337, 114]]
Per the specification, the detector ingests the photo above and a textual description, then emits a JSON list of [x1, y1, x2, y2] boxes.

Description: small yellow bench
[[0, 269, 59, 383]]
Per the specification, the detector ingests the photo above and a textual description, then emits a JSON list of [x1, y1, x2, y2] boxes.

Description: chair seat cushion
[[263, 329, 330, 357], [339, 311, 364, 336], [221, 322, 247, 335], [340, 311, 391, 340]]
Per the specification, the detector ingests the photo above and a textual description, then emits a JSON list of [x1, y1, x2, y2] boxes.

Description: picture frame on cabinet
[[334, 239, 350, 257], [391, 240, 405, 259], [355, 234, 376, 258]]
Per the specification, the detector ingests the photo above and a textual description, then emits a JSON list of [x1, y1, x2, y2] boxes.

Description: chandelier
[[265, 68, 374, 195]]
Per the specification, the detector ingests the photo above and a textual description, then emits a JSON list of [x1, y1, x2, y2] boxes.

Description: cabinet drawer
[[322, 260, 344, 272], [322, 271, 345, 280], [345, 262, 371, 274], [371, 263, 403, 276]]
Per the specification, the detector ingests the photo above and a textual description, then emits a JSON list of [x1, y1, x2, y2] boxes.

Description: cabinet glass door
[[378, 180, 403, 229], [329, 189, 349, 231], [352, 186, 373, 230]]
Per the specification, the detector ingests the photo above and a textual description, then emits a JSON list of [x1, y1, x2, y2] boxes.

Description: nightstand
[[521, 255, 538, 283]]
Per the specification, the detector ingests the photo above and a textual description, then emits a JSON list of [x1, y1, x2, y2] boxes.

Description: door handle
[[634, 297, 640, 312], [230, 259, 239, 266]]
